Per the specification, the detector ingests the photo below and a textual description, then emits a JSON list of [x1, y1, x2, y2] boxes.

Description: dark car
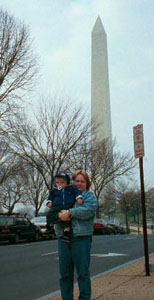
[[93, 219, 113, 235], [31, 216, 56, 239], [107, 219, 126, 234], [0, 213, 41, 244]]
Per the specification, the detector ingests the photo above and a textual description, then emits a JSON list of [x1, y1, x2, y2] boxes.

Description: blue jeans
[[58, 236, 92, 300]]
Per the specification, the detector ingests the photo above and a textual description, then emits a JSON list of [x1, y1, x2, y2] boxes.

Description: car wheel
[[33, 232, 40, 241], [52, 231, 57, 239], [11, 234, 20, 244]]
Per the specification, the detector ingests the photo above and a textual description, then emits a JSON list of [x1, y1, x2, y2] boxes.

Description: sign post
[[133, 124, 150, 276]]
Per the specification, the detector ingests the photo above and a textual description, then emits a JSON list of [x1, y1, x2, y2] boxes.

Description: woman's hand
[[58, 210, 71, 221]]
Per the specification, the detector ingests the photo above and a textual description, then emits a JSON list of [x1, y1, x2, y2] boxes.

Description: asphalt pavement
[[37, 253, 154, 300], [1, 232, 154, 300]]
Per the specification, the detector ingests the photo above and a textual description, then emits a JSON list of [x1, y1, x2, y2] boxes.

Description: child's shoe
[[61, 230, 70, 243]]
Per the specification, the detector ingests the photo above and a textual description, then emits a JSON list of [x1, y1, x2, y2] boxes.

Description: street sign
[[133, 124, 144, 158]]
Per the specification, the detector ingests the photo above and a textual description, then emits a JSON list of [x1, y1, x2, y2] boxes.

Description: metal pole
[[139, 157, 150, 276], [137, 198, 140, 235]]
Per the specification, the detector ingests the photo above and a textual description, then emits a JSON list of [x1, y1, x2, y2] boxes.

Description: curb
[[33, 252, 154, 300]]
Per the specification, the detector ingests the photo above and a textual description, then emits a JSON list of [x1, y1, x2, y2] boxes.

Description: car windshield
[[32, 217, 46, 223], [0, 217, 15, 226]]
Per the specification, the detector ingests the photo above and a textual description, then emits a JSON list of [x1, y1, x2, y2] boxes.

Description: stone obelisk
[[91, 16, 112, 143]]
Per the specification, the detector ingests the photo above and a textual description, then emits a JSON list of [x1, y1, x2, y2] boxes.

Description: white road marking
[[42, 251, 128, 258], [41, 251, 58, 256], [91, 252, 127, 257], [124, 237, 137, 240]]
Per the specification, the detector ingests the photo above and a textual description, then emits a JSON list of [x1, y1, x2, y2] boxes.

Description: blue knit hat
[[55, 172, 70, 184]]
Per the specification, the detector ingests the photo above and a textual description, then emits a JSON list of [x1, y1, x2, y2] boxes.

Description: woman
[[55, 170, 98, 300]]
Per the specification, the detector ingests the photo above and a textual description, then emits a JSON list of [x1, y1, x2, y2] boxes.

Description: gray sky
[[1, 0, 154, 188]]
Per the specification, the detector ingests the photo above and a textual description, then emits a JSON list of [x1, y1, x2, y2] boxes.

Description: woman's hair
[[72, 170, 91, 190]]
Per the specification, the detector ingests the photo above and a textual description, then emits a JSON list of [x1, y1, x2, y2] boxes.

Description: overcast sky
[[1, 0, 154, 188]]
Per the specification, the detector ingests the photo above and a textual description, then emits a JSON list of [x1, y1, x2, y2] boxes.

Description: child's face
[[55, 177, 67, 189]]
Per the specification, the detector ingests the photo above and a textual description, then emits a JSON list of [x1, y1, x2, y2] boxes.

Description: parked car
[[31, 216, 56, 239], [107, 219, 126, 234], [0, 213, 41, 244], [93, 219, 113, 235]]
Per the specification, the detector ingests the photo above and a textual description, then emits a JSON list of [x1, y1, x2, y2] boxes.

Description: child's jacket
[[47, 185, 82, 206]]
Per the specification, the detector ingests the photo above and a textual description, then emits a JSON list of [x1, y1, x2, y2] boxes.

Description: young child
[[46, 172, 83, 241]]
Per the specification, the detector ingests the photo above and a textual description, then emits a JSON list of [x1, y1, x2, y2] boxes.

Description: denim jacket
[[54, 190, 98, 237]]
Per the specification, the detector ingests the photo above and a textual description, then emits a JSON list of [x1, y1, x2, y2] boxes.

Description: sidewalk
[[46, 254, 154, 300]]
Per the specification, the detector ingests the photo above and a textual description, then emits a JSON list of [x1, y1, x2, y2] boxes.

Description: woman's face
[[74, 174, 87, 192]]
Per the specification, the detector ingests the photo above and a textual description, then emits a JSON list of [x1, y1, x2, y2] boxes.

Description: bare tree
[[0, 8, 39, 193], [0, 8, 38, 128], [8, 99, 91, 190], [70, 137, 136, 218], [24, 166, 48, 216], [0, 136, 10, 184], [74, 138, 136, 201], [6, 97, 136, 218], [114, 180, 140, 233], [146, 187, 154, 215], [0, 173, 28, 214], [128, 191, 142, 224], [0, 140, 24, 185], [101, 184, 117, 218], [90, 139, 136, 200]]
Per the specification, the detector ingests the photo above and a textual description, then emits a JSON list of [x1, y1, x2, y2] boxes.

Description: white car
[[31, 216, 56, 239]]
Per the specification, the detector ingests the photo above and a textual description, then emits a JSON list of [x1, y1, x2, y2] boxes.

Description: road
[[1, 233, 154, 300]]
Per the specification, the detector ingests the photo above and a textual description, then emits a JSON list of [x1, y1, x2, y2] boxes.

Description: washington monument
[[91, 16, 112, 143]]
